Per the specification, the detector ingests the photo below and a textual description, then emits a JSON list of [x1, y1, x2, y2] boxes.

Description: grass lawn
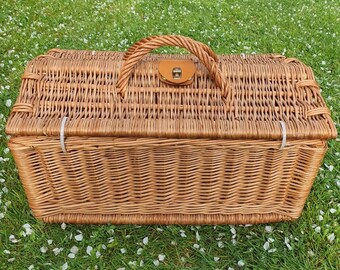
[[0, 0, 339, 269]]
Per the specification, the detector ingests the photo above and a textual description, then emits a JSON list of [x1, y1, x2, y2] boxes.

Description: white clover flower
[[75, 233, 83, 241], [40, 246, 48, 253], [22, 224, 33, 236], [142, 236, 148, 245], [47, 240, 53, 245], [128, 261, 136, 266], [67, 253, 75, 259], [284, 237, 292, 250], [214, 257, 220, 261], [86, 246, 93, 255], [265, 226, 273, 233], [120, 248, 126, 254], [158, 254, 165, 261], [137, 248, 143, 255], [9, 235, 19, 243], [70, 246, 79, 254], [52, 247, 63, 256], [330, 208, 336, 214], [263, 241, 270, 251], [327, 233, 335, 243], [180, 230, 187, 237], [196, 231, 201, 241], [193, 244, 200, 249], [325, 164, 334, 171], [238, 260, 245, 267], [62, 262, 68, 270], [61, 223, 67, 230], [5, 99, 12, 108], [217, 241, 224, 248], [153, 259, 160, 266], [308, 250, 315, 256], [96, 250, 101, 258]]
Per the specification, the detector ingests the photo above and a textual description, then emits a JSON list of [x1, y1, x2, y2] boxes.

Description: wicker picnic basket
[[6, 35, 337, 224]]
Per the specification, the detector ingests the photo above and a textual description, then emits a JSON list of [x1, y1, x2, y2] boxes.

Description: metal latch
[[172, 67, 182, 79]]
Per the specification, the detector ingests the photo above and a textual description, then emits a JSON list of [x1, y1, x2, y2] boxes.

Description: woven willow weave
[[6, 35, 336, 224]]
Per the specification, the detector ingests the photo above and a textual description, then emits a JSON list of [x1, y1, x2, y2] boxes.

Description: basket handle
[[116, 35, 230, 100], [122, 35, 219, 63]]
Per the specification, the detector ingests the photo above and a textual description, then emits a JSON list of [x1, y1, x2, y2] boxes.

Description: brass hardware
[[172, 67, 182, 79]]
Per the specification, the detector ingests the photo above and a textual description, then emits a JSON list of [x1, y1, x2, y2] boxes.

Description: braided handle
[[116, 35, 229, 99], [123, 35, 219, 62]]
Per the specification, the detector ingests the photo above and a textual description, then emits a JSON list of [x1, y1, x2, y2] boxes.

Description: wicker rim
[[116, 35, 230, 100]]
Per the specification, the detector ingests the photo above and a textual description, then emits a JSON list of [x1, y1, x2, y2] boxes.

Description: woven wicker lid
[[6, 35, 337, 140]]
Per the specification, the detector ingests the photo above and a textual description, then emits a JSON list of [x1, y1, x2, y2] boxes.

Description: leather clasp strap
[[159, 59, 196, 86]]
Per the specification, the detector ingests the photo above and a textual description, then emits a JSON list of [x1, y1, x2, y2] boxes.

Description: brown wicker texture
[[6, 35, 337, 224]]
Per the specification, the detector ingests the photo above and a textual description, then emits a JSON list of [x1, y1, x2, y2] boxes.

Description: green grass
[[0, 0, 339, 269]]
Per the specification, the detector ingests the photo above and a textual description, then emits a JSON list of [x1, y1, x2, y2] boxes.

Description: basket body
[[6, 35, 336, 224], [9, 136, 327, 224]]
